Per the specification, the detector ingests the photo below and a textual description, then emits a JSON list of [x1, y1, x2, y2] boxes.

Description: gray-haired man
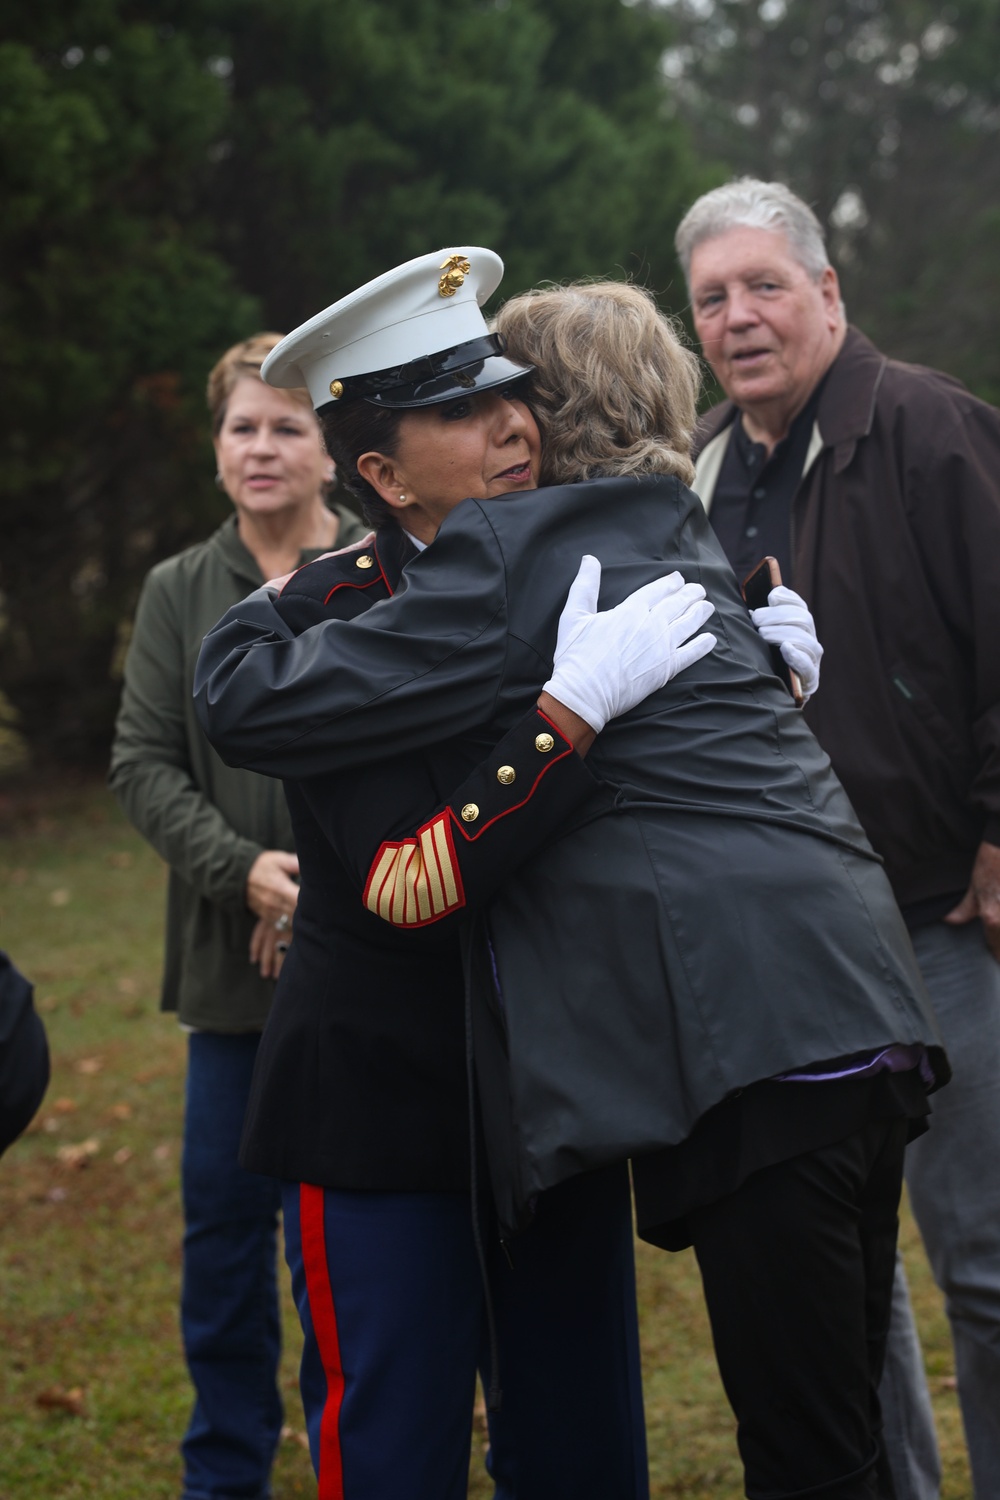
[[678, 177, 1000, 1499]]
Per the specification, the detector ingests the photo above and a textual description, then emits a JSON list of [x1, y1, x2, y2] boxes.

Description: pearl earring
[[399, 493, 407, 503]]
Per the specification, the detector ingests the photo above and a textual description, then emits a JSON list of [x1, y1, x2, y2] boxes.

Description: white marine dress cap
[[261, 247, 533, 410]]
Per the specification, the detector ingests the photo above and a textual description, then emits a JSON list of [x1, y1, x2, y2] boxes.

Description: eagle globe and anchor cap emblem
[[438, 254, 472, 298]]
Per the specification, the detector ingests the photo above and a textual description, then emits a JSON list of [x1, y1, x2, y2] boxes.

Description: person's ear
[[357, 451, 411, 512], [819, 265, 843, 330]]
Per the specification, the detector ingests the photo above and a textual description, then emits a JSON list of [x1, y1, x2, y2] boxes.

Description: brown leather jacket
[[694, 326, 1000, 912]]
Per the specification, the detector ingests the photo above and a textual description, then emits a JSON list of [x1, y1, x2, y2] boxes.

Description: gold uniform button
[[355, 554, 374, 569], [461, 803, 480, 822], [496, 765, 516, 786], [329, 379, 344, 399], [534, 732, 555, 753]]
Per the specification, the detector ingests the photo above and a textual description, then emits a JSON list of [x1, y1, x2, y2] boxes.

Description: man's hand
[[945, 840, 1000, 961]]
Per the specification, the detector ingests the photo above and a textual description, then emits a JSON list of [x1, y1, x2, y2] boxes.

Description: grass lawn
[[0, 779, 971, 1497]]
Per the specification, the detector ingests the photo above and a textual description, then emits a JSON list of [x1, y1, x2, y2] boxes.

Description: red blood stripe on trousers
[[300, 1184, 346, 1500]]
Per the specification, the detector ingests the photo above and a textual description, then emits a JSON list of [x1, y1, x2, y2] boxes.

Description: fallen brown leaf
[[75, 1057, 102, 1076], [49, 888, 71, 907], [56, 1139, 100, 1168], [281, 1425, 310, 1450], [53, 1098, 78, 1115], [36, 1385, 86, 1416]]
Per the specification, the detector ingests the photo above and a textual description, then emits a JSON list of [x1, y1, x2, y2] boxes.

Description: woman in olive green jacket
[[109, 333, 366, 1500]]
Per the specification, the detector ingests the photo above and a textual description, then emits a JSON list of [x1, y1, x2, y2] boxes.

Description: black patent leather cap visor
[[370, 353, 533, 409], [315, 333, 533, 412]]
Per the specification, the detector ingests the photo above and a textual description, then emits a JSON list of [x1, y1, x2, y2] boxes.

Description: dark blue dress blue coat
[[239, 526, 601, 1191]]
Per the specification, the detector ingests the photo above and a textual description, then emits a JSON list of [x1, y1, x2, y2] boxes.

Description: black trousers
[[687, 1115, 907, 1500]]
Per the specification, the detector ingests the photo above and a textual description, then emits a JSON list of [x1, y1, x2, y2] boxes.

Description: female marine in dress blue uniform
[[242, 521, 665, 1499], [231, 265, 725, 1499]]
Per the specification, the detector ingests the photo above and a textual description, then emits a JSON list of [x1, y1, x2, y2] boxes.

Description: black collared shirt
[[709, 381, 825, 587]]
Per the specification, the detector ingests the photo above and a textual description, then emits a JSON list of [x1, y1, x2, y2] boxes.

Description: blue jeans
[[904, 920, 1000, 1497], [181, 1032, 283, 1500], [879, 1250, 942, 1500], [880, 920, 1000, 1499]]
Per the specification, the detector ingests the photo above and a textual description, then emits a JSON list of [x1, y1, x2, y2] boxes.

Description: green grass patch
[[0, 780, 971, 1497]]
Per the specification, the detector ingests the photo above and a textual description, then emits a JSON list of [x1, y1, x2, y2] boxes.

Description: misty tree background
[[1, 0, 997, 766]]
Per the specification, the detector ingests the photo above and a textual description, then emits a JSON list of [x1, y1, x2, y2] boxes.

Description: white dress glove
[[542, 555, 717, 734], [750, 584, 823, 702]]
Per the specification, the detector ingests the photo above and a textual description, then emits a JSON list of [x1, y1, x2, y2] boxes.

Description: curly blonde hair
[[206, 332, 313, 433], [493, 281, 700, 488]]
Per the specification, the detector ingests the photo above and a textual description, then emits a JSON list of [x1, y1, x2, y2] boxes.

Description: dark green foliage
[[0, 0, 707, 767], [0, 6, 255, 764], [658, 0, 1000, 401], [185, 0, 704, 320]]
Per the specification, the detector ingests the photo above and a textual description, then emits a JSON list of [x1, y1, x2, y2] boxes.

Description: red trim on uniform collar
[[322, 571, 385, 604], [372, 535, 395, 595]]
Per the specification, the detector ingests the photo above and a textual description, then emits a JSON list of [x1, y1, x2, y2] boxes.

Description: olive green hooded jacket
[[109, 507, 367, 1030]]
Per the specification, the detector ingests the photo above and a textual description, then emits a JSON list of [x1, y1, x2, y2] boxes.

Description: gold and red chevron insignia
[[362, 812, 466, 927]]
